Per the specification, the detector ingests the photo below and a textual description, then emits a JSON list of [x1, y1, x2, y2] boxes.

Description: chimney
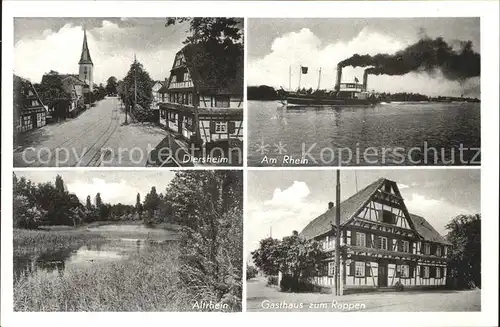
[[363, 70, 368, 91], [328, 201, 334, 210], [335, 64, 342, 91]]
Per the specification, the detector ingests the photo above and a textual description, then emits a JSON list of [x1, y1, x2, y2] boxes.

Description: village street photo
[[246, 169, 481, 311], [247, 18, 480, 166], [13, 170, 243, 311], [13, 17, 244, 167]]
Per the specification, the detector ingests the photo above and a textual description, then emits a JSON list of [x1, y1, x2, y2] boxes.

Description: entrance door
[[378, 263, 388, 287]]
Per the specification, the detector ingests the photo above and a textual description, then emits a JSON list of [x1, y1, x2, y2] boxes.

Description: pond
[[14, 224, 180, 279]]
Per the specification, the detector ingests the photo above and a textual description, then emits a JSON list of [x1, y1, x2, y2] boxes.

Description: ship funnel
[[363, 70, 368, 91], [335, 64, 342, 91]]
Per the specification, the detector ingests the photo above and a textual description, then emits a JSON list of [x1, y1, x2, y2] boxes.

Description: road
[[14, 97, 168, 167], [247, 276, 481, 312]]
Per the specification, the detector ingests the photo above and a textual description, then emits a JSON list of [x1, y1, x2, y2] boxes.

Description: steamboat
[[280, 64, 381, 106]]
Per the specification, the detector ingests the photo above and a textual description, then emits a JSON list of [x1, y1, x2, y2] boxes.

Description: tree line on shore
[[247, 85, 480, 102], [250, 214, 481, 292]]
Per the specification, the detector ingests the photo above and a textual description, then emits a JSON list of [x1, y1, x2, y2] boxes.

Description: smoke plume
[[338, 37, 480, 81]]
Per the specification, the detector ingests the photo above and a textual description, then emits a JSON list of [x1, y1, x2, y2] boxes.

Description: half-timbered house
[[158, 43, 243, 148], [13, 75, 47, 134], [300, 178, 449, 293]]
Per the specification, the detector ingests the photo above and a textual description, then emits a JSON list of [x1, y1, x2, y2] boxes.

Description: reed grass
[[14, 245, 196, 311]]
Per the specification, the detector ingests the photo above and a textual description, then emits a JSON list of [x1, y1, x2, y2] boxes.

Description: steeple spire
[[79, 28, 93, 65]]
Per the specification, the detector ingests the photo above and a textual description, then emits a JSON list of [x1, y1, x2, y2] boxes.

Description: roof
[[300, 178, 449, 245], [13, 74, 46, 110], [41, 73, 87, 87], [176, 43, 243, 95], [300, 178, 385, 239], [409, 214, 450, 245], [79, 30, 93, 65]]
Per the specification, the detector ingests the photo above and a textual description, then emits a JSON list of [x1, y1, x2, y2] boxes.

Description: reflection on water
[[248, 101, 480, 166], [14, 224, 179, 279]]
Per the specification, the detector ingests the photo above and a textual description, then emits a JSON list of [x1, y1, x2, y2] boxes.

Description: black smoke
[[338, 37, 480, 81]]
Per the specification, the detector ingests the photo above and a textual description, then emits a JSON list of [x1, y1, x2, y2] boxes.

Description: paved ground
[[14, 97, 167, 167], [246, 276, 481, 312]]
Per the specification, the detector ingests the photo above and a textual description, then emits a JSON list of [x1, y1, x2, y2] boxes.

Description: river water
[[248, 101, 480, 166], [14, 224, 180, 279]]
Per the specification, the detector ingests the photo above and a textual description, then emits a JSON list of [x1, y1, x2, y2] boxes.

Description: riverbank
[[14, 246, 194, 311], [13, 223, 197, 311]]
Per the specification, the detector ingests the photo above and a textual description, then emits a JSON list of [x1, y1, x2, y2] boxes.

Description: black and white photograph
[[12, 170, 243, 311], [246, 169, 481, 311], [247, 18, 481, 166], [13, 17, 244, 167]]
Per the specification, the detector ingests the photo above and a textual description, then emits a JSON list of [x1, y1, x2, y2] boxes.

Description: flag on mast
[[301, 66, 308, 74], [354, 77, 359, 83]]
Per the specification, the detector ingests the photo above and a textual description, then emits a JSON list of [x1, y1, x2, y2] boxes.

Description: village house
[[41, 73, 87, 119], [151, 80, 165, 110], [300, 178, 449, 293], [158, 43, 243, 151], [13, 74, 47, 134]]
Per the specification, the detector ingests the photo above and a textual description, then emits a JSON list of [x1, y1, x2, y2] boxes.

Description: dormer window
[[436, 245, 441, 256]]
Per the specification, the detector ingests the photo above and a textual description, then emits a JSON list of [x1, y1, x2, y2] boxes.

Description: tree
[[143, 187, 160, 216], [163, 170, 243, 310], [34, 71, 71, 120], [86, 195, 92, 210], [251, 237, 281, 276], [55, 174, 66, 193], [446, 214, 481, 289], [246, 266, 258, 280], [166, 18, 242, 45], [95, 193, 102, 208], [119, 59, 154, 116], [135, 193, 143, 214], [106, 76, 118, 95], [13, 195, 46, 229]]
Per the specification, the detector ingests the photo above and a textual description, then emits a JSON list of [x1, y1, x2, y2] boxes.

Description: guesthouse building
[[300, 178, 450, 293]]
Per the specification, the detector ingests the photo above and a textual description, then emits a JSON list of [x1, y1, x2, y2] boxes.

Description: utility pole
[[134, 54, 137, 109], [335, 169, 341, 296], [317, 67, 322, 90], [288, 65, 291, 92], [298, 66, 302, 92]]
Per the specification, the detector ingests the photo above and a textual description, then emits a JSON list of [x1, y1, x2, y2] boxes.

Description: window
[[215, 95, 230, 108], [381, 210, 395, 224], [436, 267, 441, 278], [323, 236, 335, 250], [327, 262, 335, 277], [424, 243, 430, 255], [355, 262, 365, 277], [172, 75, 177, 83], [378, 236, 388, 250], [184, 72, 189, 81], [402, 241, 410, 253], [356, 232, 366, 247], [423, 266, 430, 278], [400, 265, 410, 278], [28, 90, 34, 96], [215, 121, 228, 133], [185, 117, 193, 130], [436, 246, 442, 256]]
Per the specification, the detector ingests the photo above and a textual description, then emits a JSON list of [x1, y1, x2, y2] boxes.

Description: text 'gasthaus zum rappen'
[[261, 300, 367, 310]]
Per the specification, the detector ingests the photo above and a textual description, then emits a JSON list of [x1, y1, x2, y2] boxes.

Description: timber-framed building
[[158, 43, 243, 149], [300, 178, 450, 293]]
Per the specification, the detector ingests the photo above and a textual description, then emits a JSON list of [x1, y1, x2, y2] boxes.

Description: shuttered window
[[423, 266, 430, 278], [402, 241, 410, 253], [424, 243, 431, 255], [436, 245, 442, 256], [436, 266, 441, 278], [377, 236, 388, 250], [400, 265, 410, 278], [327, 262, 335, 277]]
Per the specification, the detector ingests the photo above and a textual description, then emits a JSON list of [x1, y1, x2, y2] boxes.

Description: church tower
[[78, 28, 94, 92]]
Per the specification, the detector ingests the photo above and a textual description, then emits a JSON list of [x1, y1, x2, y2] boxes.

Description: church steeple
[[79, 28, 93, 65]]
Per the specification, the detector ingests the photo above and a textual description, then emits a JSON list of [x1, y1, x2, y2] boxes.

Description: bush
[[279, 274, 315, 292], [266, 275, 278, 286], [395, 281, 404, 291], [246, 266, 258, 280]]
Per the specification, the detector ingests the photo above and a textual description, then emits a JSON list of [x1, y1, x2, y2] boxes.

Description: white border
[[2, 1, 499, 327]]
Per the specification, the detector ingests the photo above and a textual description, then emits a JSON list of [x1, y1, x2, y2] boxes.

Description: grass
[[13, 228, 105, 258], [14, 245, 196, 311], [13, 225, 235, 312]]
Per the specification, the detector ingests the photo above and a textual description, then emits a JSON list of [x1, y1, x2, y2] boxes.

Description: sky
[[14, 18, 193, 84], [246, 169, 480, 261], [14, 170, 176, 205], [248, 18, 480, 97]]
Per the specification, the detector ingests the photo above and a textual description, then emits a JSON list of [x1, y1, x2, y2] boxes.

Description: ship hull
[[285, 95, 378, 106]]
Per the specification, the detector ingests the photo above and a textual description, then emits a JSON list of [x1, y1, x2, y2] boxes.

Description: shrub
[[395, 281, 404, 291], [246, 266, 258, 280], [279, 275, 315, 292], [266, 275, 278, 286]]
